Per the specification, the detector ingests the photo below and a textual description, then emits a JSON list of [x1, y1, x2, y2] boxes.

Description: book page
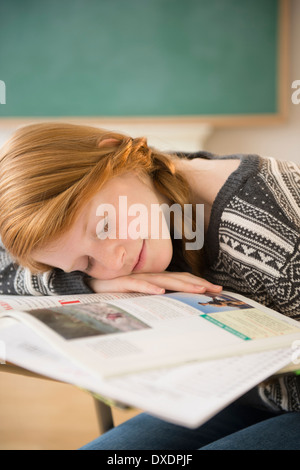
[[1, 291, 300, 378], [0, 320, 296, 428], [0, 292, 145, 312]]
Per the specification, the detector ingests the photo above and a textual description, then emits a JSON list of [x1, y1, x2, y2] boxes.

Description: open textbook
[[0, 290, 300, 428]]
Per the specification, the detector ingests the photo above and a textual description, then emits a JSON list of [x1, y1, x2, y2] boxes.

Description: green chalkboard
[[0, 0, 286, 121]]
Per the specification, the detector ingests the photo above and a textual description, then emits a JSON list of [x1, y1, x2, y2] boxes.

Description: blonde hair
[[0, 122, 203, 275]]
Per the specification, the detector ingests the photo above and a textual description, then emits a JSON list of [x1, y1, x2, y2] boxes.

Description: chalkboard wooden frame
[[0, 0, 290, 128]]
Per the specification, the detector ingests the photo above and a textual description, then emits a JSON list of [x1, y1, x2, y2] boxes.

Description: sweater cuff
[[48, 269, 94, 295]]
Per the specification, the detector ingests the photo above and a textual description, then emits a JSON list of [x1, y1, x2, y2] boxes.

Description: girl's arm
[[0, 241, 92, 296], [88, 272, 222, 295]]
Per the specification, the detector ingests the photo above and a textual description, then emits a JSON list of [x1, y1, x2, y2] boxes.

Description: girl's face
[[32, 172, 173, 280]]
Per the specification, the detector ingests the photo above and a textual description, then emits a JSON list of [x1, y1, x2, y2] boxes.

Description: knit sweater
[[0, 244, 93, 296], [186, 151, 300, 413], [190, 151, 300, 321], [0, 151, 300, 411]]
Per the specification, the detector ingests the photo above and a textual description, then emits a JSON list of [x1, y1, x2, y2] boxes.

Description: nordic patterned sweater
[[189, 151, 300, 413], [0, 151, 300, 411], [0, 246, 92, 296]]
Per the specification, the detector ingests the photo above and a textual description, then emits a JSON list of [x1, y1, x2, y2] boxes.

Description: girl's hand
[[87, 271, 222, 295]]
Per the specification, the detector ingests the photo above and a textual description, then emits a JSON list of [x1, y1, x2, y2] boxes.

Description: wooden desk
[[1, 362, 114, 434]]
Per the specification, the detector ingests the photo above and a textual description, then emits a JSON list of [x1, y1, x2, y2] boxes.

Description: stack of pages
[[1, 290, 299, 428]]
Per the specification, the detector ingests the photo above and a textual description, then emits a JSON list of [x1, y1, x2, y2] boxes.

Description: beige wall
[[205, 0, 300, 163]]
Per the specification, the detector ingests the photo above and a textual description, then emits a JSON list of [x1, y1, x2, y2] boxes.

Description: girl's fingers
[[130, 272, 222, 293], [127, 276, 218, 294], [164, 272, 222, 291], [115, 278, 165, 294], [89, 272, 223, 295]]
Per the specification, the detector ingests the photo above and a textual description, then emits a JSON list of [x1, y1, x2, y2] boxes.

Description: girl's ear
[[98, 138, 119, 148]]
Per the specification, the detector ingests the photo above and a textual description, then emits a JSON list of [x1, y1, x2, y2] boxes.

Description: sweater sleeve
[[0, 240, 93, 296]]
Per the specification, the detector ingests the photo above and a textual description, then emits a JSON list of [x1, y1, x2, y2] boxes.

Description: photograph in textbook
[[25, 302, 150, 340]]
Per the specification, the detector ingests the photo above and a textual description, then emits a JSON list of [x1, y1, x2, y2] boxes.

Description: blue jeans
[[80, 394, 300, 450]]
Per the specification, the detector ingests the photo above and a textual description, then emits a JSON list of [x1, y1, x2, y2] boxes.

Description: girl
[[0, 122, 299, 449]]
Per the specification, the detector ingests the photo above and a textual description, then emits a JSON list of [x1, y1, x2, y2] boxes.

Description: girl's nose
[[90, 243, 126, 271]]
